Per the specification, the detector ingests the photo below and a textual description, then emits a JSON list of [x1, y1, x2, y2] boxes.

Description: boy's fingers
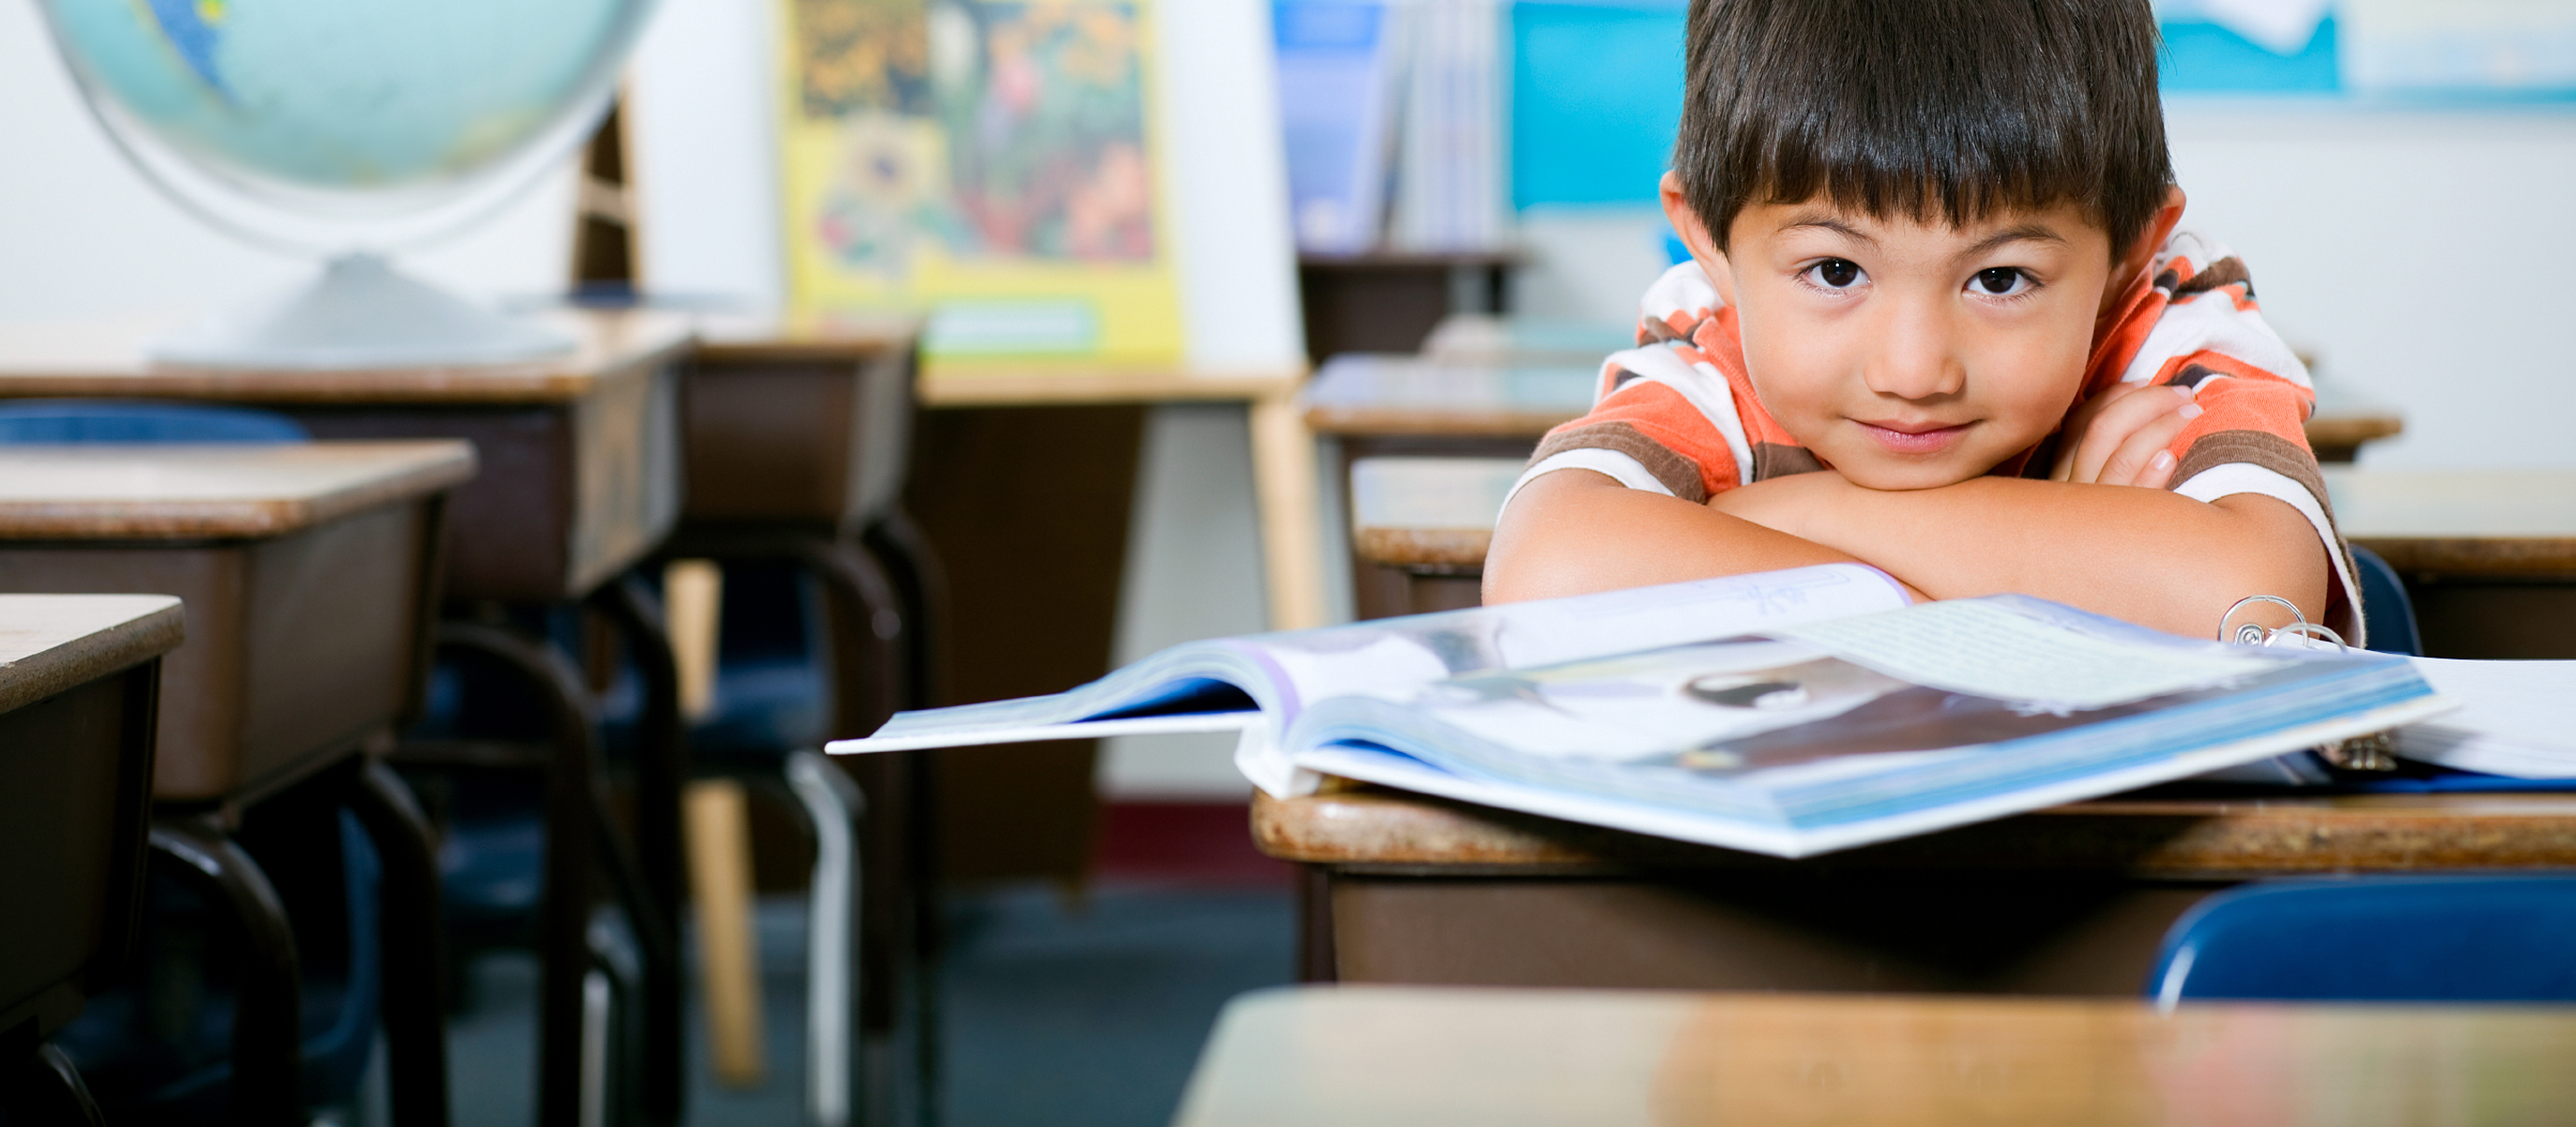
[[2097, 409, 2195, 487], [2062, 384, 2197, 485], [2050, 381, 2155, 481]]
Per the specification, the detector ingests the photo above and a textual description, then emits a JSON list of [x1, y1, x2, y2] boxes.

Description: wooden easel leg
[[1250, 393, 1329, 631]]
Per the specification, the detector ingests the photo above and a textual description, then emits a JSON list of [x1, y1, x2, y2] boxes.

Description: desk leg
[[592, 578, 691, 1126], [343, 758, 452, 1127], [861, 507, 950, 712], [802, 536, 937, 1127], [431, 622, 601, 1127], [149, 816, 302, 1127], [1297, 866, 1338, 983], [1250, 394, 1329, 631], [0, 1045, 106, 1127]]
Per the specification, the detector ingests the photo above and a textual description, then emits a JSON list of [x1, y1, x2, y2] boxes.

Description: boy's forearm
[[1712, 473, 2329, 637], [1484, 470, 1904, 604]]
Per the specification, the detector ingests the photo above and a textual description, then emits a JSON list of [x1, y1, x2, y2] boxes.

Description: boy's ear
[[1661, 170, 1737, 305], [2103, 184, 2188, 317]]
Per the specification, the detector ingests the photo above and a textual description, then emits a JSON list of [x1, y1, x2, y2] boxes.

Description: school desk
[[0, 442, 470, 1125], [1255, 783, 2576, 993], [2326, 467, 2576, 659], [0, 596, 181, 1115], [672, 312, 935, 1120], [1173, 985, 2576, 1127], [0, 313, 694, 1126]]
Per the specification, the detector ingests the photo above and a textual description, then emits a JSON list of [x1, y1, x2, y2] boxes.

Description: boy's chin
[[1830, 458, 1991, 492]]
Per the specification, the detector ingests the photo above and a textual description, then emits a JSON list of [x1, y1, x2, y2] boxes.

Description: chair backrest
[[2348, 543, 2420, 657], [2148, 877, 2576, 1004], [0, 400, 308, 445]]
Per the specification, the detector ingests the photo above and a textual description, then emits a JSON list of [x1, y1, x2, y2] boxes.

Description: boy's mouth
[[1852, 418, 1972, 454]]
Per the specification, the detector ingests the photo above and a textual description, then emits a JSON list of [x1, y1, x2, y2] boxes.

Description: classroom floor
[[438, 801, 1297, 1127]]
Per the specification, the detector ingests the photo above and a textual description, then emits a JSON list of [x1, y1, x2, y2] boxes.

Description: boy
[[1483, 0, 2359, 645]]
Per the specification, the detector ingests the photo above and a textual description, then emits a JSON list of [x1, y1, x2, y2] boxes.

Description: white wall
[[1506, 106, 2576, 471], [0, 4, 574, 324], [2165, 103, 2576, 470]]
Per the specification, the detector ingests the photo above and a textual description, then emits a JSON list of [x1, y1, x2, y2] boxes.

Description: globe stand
[[153, 253, 574, 370]]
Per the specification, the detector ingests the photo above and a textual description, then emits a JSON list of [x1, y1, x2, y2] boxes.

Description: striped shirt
[[1511, 228, 2361, 642]]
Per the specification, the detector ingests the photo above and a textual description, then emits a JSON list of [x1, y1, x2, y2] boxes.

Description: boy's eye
[[1972, 267, 2030, 295], [1809, 259, 1862, 288]]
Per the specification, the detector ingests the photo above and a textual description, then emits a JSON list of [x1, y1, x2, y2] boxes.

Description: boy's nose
[[1860, 301, 1966, 400]]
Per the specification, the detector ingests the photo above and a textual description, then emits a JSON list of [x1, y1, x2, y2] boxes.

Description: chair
[[2348, 543, 2420, 657], [2148, 877, 2576, 1004], [56, 808, 384, 1122]]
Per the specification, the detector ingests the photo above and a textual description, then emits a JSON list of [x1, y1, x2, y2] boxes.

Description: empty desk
[[1175, 986, 2576, 1126], [2328, 467, 2576, 658], [0, 313, 692, 1125], [0, 442, 470, 1124], [0, 596, 181, 1120]]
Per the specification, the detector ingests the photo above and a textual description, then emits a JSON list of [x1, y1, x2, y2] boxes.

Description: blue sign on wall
[[1512, 2, 1685, 209]]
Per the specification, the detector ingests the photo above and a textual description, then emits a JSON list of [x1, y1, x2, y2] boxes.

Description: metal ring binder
[[2218, 594, 2385, 770]]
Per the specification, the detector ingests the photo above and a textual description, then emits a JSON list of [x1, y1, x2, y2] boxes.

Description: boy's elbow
[[2201, 494, 2334, 632], [1480, 470, 1639, 605]]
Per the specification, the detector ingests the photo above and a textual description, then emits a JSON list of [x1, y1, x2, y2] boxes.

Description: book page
[[1241, 563, 1910, 718], [2394, 657, 2576, 778], [1769, 600, 2284, 710]]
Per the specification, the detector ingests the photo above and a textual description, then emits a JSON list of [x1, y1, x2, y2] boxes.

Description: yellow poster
[[778, 0, 1183, 369]]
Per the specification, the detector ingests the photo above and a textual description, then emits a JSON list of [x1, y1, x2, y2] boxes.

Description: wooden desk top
[[0, 311, 694, 403], [1303, 356, 1594, 436], [0, 594, 183, 716], [1350, 456, 1521, 569], [1175, 986, 2576, 1127], [1254, 784, 2576, 877], [1345, 459, 2576, 577], [688, 310, 923, 364], [2326, 467, 2576, 576], [0, 441, 476, 539], [1303, 355, 2405, 453]]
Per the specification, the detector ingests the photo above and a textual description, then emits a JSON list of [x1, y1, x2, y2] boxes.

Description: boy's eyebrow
[[1776, 216, 2072, 259], [1781, 214, 1879, 247], [1955, 224, 2072, 260]]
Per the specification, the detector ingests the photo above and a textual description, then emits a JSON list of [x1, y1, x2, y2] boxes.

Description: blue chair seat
[[2149, 877, 2576, 1004]]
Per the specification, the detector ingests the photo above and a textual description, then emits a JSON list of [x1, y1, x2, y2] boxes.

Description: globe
[[38, 0, 663, 368]]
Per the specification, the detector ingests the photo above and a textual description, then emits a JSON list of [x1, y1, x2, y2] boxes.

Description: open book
[[829, 564, 2454, 857]]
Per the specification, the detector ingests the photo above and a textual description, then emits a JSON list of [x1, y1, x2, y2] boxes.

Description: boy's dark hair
[[1674, 0, 2174, 255]]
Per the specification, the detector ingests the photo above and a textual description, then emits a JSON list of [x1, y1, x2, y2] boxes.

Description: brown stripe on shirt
[[1752, 443, 1827, 480], [1530, 421, 1709, 502], [2172, 428, 2332, 520], [2172, 428, 2363, 640], [2173, 256, 2253, 299]]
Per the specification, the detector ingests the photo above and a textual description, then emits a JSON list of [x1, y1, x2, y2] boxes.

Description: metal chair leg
[[1, 1044, 108, 1127], [800, 538, 939, 1125], [342, 759, 452, 1127], [148, 816, 302, 1127], [428, 621, 602, 1127], [788, 750, 867, 1127], [590, 575, 691, 1126]]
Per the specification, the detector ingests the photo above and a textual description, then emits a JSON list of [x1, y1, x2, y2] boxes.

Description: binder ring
[[2218, 595, 2305, 645], [2218, 596, 2348, 651]]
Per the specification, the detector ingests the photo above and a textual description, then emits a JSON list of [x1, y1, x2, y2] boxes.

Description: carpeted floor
[[438, 801, 1298, 1127]]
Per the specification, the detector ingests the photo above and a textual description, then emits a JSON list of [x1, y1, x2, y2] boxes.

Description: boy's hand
[[2050, 381, 2201, 488]]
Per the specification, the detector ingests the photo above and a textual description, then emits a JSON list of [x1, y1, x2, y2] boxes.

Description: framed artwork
[[778, 0, 1185, 368]]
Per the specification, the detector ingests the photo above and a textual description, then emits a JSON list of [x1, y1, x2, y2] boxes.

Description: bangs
[[1677, 0, 2171, 251]]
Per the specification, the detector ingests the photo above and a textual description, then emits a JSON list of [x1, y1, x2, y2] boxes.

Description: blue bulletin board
[[1508, 1, 2576, 212]]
